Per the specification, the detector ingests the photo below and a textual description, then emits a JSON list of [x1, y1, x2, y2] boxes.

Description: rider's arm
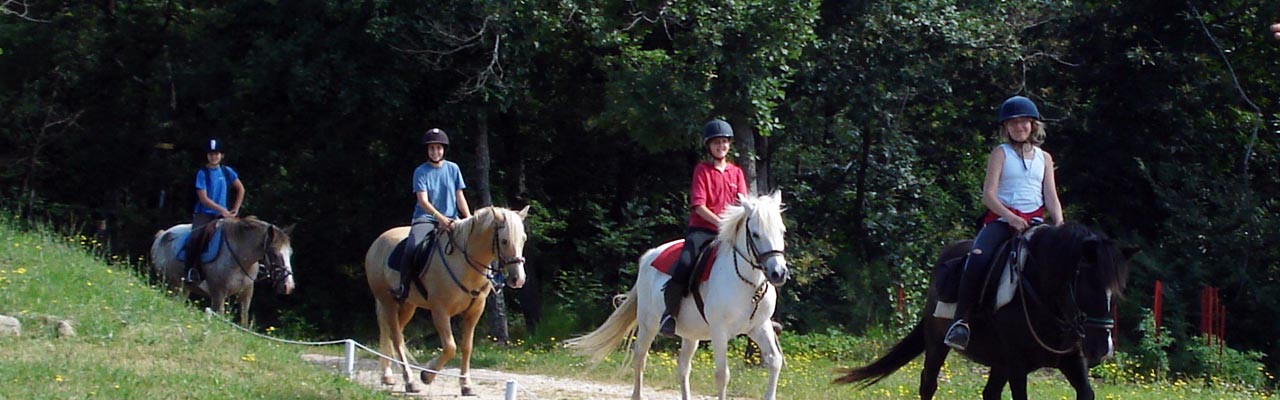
[[455, 189, 472, 219], [1042, 151, 1064, 225], [229, 178, 245, 216]]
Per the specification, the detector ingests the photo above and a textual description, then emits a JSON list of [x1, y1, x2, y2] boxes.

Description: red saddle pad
[[650, 240, 717, 282]]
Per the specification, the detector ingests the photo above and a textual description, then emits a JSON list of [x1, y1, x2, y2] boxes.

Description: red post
[[895, 285, 905, 326]]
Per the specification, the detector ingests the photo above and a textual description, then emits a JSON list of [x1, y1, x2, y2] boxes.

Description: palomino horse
[[363, 206, 529, 396], [834, 223, 1134, 400], [566, 191, 789, 400], [151, 216, 296, 326]]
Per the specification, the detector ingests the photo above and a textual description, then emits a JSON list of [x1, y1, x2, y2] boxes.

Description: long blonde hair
[[1000, 120, 1047, 148]]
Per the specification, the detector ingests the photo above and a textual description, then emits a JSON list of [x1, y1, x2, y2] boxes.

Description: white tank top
[[996, 143, 1045, 213]]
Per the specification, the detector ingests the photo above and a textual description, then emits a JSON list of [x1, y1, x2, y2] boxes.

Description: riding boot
[[390, 236, 434, 303], [182, 243, 201, 284], [659, 279, 687, 337], [945, 262, 986, 351]]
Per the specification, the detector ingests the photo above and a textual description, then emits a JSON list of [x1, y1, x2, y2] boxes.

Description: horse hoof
[[461, 386, 476, 397], [380, 375, 395, 386], [404, 382, 422, 393], [420, 370, 437, 384]]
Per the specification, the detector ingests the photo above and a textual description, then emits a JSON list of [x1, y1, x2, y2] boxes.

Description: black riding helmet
[[421, 128, 449, 148], [703, 119, 733, 144], [205, 138, 225, 153]]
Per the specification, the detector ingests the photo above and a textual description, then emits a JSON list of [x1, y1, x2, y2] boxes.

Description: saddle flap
[[650, 240, 716, 283], [176, 226, 223, 264], [386, 233, 436, 272]]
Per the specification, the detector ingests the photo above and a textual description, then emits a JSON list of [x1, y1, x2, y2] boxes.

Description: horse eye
[[501, 239, 509, 245], [752, 232, 760, 239]]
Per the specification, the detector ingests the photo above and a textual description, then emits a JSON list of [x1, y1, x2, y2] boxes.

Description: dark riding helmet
[[998, 96, 1041, 123], [702, 119, 734, 143], [205, 138, 225, 153], [421, 128, 449, 148]]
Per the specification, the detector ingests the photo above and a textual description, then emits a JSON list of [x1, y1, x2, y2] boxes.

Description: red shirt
[[689, 161, 748, 232]]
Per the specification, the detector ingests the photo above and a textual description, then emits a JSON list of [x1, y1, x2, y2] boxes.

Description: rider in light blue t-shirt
[[390, 128, 472, 302]]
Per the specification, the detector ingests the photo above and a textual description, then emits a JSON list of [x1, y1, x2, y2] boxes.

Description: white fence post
[[504, 380, 518, 400], [344, 339, 356, 378]]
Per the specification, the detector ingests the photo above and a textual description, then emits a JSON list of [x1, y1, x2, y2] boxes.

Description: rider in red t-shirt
[[659, 119, 750, 337]]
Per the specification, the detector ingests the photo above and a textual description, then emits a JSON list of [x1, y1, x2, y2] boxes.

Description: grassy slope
[[0, 217, 383, 399], [0, 214, 1273, 399]]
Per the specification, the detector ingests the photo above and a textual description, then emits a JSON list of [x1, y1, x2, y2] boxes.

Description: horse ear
[[517, 205, 530, 219], [769, 189, 782, 203], [281, 223, 296, 235]]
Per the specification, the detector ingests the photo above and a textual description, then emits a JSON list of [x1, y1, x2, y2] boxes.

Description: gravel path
[[302, 353, 732, 400]]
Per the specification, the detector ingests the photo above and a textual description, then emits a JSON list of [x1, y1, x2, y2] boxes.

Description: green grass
[[1, 213, 1275, 399], [0, 216, 384, 399]]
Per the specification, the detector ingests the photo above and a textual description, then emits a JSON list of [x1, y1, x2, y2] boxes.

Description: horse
[[150, 216, 296, 326], [834, 223, 1134, 400], [363, 206, 529, 396], [566, 191, 789, 400]]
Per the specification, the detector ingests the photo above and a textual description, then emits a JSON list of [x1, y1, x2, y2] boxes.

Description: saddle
[[934, 226, 1045, 320], [650, 240, 717, 286], [386, 231, 439, 273], [177, 222, 223, 264]]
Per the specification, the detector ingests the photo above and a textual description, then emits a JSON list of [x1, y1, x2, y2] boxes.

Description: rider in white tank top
[[996, 143, 1045, 215]]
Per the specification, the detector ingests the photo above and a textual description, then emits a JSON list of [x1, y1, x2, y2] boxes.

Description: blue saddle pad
[[176, 227, 224, 264]]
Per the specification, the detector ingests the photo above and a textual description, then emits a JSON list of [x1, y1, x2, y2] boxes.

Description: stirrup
[[389, 285, 409, 303], [658, 314, 677, 337], [944, 320, 970, 351], [183, 268, 201, 284]]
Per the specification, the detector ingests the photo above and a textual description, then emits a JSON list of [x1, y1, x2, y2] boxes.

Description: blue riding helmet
[[702, 119, 734, 143], [998, 96, 1041, 122], [205, 138, 225, 153]]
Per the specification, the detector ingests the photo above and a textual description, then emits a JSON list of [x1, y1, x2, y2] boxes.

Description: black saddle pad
[[937, 255, 966, 303], [386, 235, 435, 272]]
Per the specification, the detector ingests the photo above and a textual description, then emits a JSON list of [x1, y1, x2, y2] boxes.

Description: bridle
[[223, 223, 291, 291], [1017, 245, 1113, 355], [728, 211, 786, 320], [428, 210, 524, 305]]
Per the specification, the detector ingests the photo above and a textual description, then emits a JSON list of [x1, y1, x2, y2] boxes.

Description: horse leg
[[456, 305, 484, 396], [676, 337, 699, 400], [710, 328, 732, 400], [632, 311, 660, 400], [919, 342, 949, 400], [422, 308, 456, 386], [747, 323, 784, 400], [391, 304, 421, 393], [237, 286, 253, 327], [374, 301, 397, 386], [982, 367, 1008, 400], [1008, 371, 1029, 400], [1058, 356, 1095, 400]]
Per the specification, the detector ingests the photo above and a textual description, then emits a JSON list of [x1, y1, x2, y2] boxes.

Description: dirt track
[[302, 353, 732, 399]]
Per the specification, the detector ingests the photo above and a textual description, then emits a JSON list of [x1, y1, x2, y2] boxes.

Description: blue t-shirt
[[412, 161, 467, 221], [194, 165, 239, 216]]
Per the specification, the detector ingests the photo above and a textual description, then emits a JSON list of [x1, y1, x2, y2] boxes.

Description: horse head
[[263, 223, 296, 295], [1027, 223, 1133, 365], [486, 206, 530, 289], [721, 190, 788, 286]]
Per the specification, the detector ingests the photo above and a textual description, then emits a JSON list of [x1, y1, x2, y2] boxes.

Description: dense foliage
[[2, 0, 1276, 384]]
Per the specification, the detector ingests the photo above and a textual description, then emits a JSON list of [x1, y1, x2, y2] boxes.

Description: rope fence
[[208, 308, 536, 400]]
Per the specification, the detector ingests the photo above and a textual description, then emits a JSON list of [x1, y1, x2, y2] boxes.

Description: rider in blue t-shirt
[[184, 138, 245, 283], [390, 128, 472, 302]]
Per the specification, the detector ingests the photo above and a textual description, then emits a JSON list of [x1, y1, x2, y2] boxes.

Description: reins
[[1014, 238, 1114, 356], [420, 210, 522, 311], [220, 221, 290, 287]]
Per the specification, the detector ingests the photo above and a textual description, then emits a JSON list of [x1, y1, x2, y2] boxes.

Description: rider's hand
[[440, 217, 455, 232], [1008, 217, 1030, 232], [220, 209, 236, 218]]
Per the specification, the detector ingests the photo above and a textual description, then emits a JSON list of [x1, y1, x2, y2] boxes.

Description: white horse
[[151, 216, 296, 326], [566, 191, 789, 400]]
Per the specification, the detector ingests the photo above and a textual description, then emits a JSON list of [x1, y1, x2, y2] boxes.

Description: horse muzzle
[[502, 257, 526, 289], [765, 257, 789, 286]]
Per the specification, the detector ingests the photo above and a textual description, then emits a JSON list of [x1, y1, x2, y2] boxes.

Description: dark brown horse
[[835, 223, 1133, 400]]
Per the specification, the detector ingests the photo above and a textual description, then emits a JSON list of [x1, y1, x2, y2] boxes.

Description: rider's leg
[[183, 213, 216, 283], [945, 220, 1011, 350], [660, 228, 716, 337], [391, 218, 436, 302]]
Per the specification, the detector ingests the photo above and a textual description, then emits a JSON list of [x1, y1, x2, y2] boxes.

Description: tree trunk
[[485, 286, 510, 345], [474, 113, 493, 207], [755, 131, 771, 193], [730, 115, 757, 194]]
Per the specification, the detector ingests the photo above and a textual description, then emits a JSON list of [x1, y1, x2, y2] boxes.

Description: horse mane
[[717, 193, 785, 244], [1028, 223, 1129, 295], [456, 206, 516, 234]]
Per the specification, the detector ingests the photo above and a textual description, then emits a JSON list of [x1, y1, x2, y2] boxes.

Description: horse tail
[[564, 287, 638, 363], [833, 319, 926, 387]]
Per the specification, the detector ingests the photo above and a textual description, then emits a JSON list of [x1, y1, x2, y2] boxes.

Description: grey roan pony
[[834, 223, 1133, 400], [151, 216, 295, 326]]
